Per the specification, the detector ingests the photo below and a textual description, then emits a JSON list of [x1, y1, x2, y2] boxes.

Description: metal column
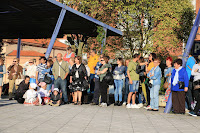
[[101, 27, 107, 54], [17, 38, 21, 59], [182, 8, 200, 67], [45, 8, 66, 59]]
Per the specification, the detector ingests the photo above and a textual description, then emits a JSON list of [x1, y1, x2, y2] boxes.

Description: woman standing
[[113, 58, 126, 106], [147, 58, 162, 111], [123, 59, 130, 106], [68, 57, 75, 103], [7, 58, 23, 100], [70, 56, 87, 105], [97, 56, 110, 107], [0, 58, 6, 99], [164, 57, 174, 102], [171, 59, 188, 114], [41, 59, 54, 92]]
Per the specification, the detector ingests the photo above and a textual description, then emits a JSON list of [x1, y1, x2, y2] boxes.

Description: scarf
[[172, 66, 182, 86]]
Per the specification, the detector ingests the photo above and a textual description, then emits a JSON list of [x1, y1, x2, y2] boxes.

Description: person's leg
[[124, 78, 129, 103], [118, 79, 123, 102], [114, 80, 119, 102], [9, 79, 15, 99], [172, 91, 179, 113], [90, 74, 95, 92], [93, 78, 100, 104], [178, 91, 186, 113], [0, 86, 2, 98], [46, 83, 52, 92], [186, 81, 193, 110], [61, 79, 68, 103], [150, 86, 154, 109], [54, 79, 60, 89], [100, 81, 108, 103], [132, 81, 139, 105], [146, 83, 150, 106], [127, 83, 133, 104], [74, 91, 77, 104], [193, 89, 200, 113], [78, 91, 82, 104], [153, 85, 160, 110]]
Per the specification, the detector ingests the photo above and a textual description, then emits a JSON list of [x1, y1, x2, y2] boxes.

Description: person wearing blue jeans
[[123, 59, 130, 105], [113, 58, 126, 106], [54, 78, 67, 102], [147, 58, 162, 111]]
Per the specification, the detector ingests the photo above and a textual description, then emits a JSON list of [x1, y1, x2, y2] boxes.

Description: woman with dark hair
[[97, 56, 111, 107], [41, 59, 54, 92], [113, 58, 126, 106], [164, 57, 174, 102], [171, 59, 189, 114], [70, 56, 87, 105], [63, 46, 75, 62]]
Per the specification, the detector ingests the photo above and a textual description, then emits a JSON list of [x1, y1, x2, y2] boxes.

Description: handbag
[[83, 79, 89, 89], [103, 69, 114, 85], [44, 74, 52, 84], [178, 81, 185, 89], [163, 80, 169, 89], [15, 72, 24, 86], [193, 80, 200, 90], [136, 65, 141, 74]]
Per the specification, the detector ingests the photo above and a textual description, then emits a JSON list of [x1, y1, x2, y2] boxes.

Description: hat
[[39, 82, 46, 87], [53, 88, 59, 92], [30, 83, 37, 89]]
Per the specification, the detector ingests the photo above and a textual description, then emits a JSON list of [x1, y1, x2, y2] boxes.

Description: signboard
[[192, 41, 200, 55]]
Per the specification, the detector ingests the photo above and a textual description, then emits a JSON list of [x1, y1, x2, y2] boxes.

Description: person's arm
[[127, 70, 133, 84], [191, 65, 199, 76], [150, 68, 161, 80], [0, 65, 6, 74], [52, 63, 55, 77], [7, 65, 13, 71], [184, 69, 189, 92], [82, 65, 87, 79]]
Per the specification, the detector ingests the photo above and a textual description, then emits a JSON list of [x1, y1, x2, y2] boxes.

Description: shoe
[[118, 102, 123, 106], [78, 101, 81, 105], [131, 104, 140, 109], [188, 111, 197, 117], [114, 101, 118, 106], [9, 98, 13, 100], [122, 102, 126, 106], [185, 108, 190, 113], [100, 103, 107, 107], [126, 104, 131, 109], [90, 102, 98, 105], [152, 109, 159, 111], [147, 109, 153, 111], [144, 105, 151, 109], [138, 103, 143, 107]]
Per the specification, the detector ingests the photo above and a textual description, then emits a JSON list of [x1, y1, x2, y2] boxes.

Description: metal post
[[45, 8, 66, 59], [17, 38, 21, 59], [182, 8, 200, 67], [101, 27, 107, 54]]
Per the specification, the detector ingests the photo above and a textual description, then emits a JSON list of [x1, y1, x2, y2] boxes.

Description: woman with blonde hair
[[0, 58, 6, 99]]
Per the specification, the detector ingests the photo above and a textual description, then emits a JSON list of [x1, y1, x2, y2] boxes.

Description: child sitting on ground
[[38, 82, 50, 104], [49, 88, 61, 106], [23, 83, 40, 106]]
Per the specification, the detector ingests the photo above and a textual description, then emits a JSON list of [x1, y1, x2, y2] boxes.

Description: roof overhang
[[0, 0, 123, 39]]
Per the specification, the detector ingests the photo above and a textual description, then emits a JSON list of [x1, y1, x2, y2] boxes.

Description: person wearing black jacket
[[14, 76, 30, 103], [70, 56, 87, 105]]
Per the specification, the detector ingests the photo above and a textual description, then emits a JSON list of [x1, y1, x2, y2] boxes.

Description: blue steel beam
[[17, 38, 21, 59], [101, 27, 107, 54], [182, 8, 200, 67], [47, 0, 123, 36], [45, 8, 66, 59]]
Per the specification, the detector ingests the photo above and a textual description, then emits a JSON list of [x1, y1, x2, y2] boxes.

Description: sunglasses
[[13, 61, 17, 62], [101, 60, 104, 61], [29, 62, 33, 63]]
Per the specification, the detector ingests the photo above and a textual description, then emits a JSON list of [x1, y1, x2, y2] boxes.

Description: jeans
[[124, 78, 129, 102], [150, 85, 160, 109], [129, 80, 139, 92], [54, 77, 68, 102], [90, 74, 95, 92], [46, 82, 53, 92], [100, 79, 108, 103], [93, 78, 100, 104], [193, 89, 200, 113], [114, 79, 123, 102], [186, 81, 193, 110]]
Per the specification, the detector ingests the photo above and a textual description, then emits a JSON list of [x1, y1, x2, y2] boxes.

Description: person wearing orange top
[[88, 49, 99, 92], [63, 47, 75, 62]]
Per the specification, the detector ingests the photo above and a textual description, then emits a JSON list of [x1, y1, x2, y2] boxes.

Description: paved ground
[[1, 99, 200, 133]]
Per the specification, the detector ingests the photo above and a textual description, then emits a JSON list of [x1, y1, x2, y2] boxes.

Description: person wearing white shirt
[[25, 59, 37, 79]]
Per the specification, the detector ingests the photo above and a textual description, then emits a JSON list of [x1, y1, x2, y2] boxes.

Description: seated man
[[49, 88, 61, 106], [15, 76, 30, 104]]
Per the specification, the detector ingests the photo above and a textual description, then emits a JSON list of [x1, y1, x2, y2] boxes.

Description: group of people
[[0, 46, 200, 117]]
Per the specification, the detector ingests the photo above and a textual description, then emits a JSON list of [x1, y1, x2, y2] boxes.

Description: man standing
[[36, 57, 47, 84], [185, 54, 196, 110], [52, 53, 69, 104], [88, 49, 99, 92], [126, 54, 140, 109]]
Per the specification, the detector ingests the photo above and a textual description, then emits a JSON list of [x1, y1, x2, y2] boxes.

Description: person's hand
[[129, 80, 133, 84], [85, 76, 87, 80], [45, 72, 48, 74], [145, 62, 148, 65], [49, 90, 51, 93], [184, 87, 188, 92], [195, 69, 199, 72], [70, 79, 72, 83], [36, 80, 39, 84], [150, 74, 154, 77], [168, 73, 171, 76], [12, 73, 16, 76]]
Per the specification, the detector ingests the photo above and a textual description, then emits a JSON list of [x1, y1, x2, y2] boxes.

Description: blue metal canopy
[[0, 0, 123, 39]]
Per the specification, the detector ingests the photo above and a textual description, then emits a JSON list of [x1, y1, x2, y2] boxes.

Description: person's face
[[174, 63, 180, 69], [57, 54, 62, 61], [53, 91, 58, 95], [125, 60, 129, 66], [153, 60, 160, 67], [13, 59, 18, 65], [117, 59, 120, 65], [149, 54, 152, 61], [68, 49, 72, 53], [90, 50, 95, 56], [43, 85, 47, 90], [166, 60, 171, 67], [47, 61, 50, 67], [75, 58, 79, 64], [25, 78, 30, 84], [40, 59, 46, 64], [100, 58, 105, 64], [29, 61, 34, 65]]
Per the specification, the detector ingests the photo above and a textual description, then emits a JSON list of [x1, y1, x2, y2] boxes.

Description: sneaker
[[126, 104, 131, 109], [138, 103, 143, 108], [131, 104, 140, 109], [144, 105, 151, 109], [188, 111, 197, 117], [118, 102, 123, 106], [122, 102, 126, 106], [114, 101, 118, 106], [185, 108, 190, 113], [101, 103, 107, 107]]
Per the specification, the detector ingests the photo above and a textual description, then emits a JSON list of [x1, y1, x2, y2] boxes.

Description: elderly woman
[[164, 57, 174, 102], [171, 59, 189, 114]]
